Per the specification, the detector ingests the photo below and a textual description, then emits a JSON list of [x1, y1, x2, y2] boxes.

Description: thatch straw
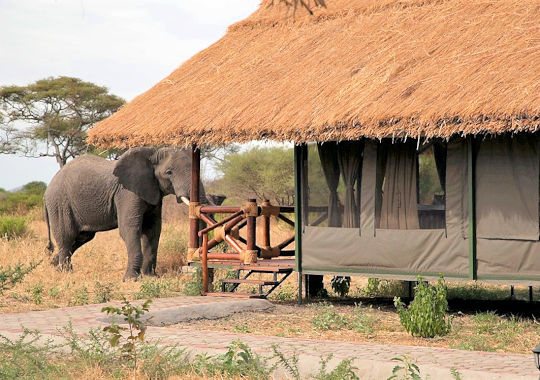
[[88, 0, 540, 148]]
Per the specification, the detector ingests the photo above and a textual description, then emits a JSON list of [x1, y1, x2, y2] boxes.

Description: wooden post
[[188, 145, 200, 261], [202, 233, 208, 294], [246, 198, 257, 253], [261, 199, 271, 249]]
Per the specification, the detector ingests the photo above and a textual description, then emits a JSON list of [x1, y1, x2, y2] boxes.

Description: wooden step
[[205, 292, 264, 298], [221, 279, 279, 285], [233, 265, 290, 273]]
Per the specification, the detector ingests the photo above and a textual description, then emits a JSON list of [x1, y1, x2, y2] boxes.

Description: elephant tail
[[44, 203, 54, 253]]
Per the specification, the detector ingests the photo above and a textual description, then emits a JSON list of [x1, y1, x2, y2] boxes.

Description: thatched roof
[[88, 0, 540, 148]]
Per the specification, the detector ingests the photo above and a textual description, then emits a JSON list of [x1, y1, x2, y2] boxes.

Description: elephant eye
[[165, 169, 173, 176]]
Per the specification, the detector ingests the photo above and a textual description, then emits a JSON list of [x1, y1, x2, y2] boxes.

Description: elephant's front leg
[[117, 200, 146, 281], [141, 207, 162, 276]]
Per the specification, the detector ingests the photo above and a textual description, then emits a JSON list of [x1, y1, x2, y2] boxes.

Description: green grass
[[0, 216, 28, 240]]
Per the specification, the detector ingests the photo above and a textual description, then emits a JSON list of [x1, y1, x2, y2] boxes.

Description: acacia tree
[[0, 76, 124, 167]]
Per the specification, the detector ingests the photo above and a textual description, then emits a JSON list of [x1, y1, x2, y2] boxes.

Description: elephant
[[44, 147, 208, 280]]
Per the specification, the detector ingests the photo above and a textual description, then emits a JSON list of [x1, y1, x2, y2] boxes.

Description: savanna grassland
[[0, 207, 192, 313]]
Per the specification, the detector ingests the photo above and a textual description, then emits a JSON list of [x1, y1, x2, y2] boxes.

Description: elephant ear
[[113, 147, 160, 205]]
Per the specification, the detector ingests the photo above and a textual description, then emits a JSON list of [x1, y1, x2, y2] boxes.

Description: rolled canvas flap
[[476, 134, 539, 241], [360, 140, 377, 235], [446, 139, 468, 239]]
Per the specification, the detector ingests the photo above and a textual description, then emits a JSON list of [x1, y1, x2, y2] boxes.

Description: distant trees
[[0, 76, 124, 168], [213, 146, 295, 205]]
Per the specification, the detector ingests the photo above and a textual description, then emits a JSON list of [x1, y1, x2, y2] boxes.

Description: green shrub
[[182, 267, 203, 296], [0, 216, 27, 239], [363, 278, 407, 298], [387, 355, 422, 380], [70, 286, 90, 306], [29, 284, 44, 305], [0, 261, 40, 294], [135, 279, 171, 299], [350, 304, 375, 334], [93, 281, 116, 303], [330, 276, 350, 298], [394, 276, 451, 338], [312, 303, 348, 331], [0, 329, 63, 379], [313, 354, 359, 380]]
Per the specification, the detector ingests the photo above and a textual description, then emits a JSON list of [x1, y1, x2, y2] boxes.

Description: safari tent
[[88, 0, 540, 288]]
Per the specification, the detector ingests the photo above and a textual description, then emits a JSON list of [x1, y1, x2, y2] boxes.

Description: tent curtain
[[433, 141, 447, 191], [379, 141, 420, 229], [375, 141, 389, 228], [338, 140, 364, 228], [318, 142, 341, 227], [476, 134, 539, 240]]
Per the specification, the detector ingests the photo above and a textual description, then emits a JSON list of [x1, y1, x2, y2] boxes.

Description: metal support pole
[[294, 144, 304, 304], [467, 136, 477, 280], [189, 145, 201, 260]]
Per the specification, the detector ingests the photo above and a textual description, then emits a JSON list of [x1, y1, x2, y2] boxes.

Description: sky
[[0, 0, 260, 190]]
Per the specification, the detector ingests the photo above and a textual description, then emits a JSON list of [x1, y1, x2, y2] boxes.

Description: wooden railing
[[193, 199, 295, 294]]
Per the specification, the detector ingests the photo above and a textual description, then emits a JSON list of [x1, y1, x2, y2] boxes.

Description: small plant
[[313, 354, 359, 380], [48, 286, 59, 299], [135, 279, 170, 299], [101, 298, 152, 372], [70, 286, 90, 306], [93, 281, 116, 303], [272, 344, 300, 380], [387, 355, 422, 380], [182, 267, 203, 296], [312, 303, 348, 331], [0, 261, 40, 294], [450, 367, 463, 380], [0, 329, 62, 378], [0, 216, 27, 239], [234, 324, 252, 334], [330, 276, 351, 298], [350, 304, 374, 334], [271, 283, 296, 302], [29, 284, 44, 305], [394, 276, 451, 338]]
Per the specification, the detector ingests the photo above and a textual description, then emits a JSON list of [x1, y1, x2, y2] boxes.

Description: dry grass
[[0, 215, 190, 313], [89, 0, 540, 148]]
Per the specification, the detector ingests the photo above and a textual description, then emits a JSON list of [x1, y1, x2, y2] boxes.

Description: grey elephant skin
[[44, 147, 203, 280]]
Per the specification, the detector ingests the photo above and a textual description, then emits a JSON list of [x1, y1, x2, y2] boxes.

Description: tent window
[[306, 141, 363, 228], [376, 140, 446, 230]]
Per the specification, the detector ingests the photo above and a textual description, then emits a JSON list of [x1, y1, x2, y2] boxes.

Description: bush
[[330, 276, 351, 298], [312, 303, 348, 331], [182, 267, 203, 296], [135, 279, 171, 299], [0, 181, 46, 215], [394, 276, 451, 338], [0, 261, 40, 294], [0, 216, 27, 239]]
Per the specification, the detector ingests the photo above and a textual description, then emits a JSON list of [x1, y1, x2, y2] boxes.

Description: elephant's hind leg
[[71, 231, 96, 254]]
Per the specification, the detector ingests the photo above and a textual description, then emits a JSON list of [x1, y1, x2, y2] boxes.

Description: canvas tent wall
[[300, 134, 540, 283]]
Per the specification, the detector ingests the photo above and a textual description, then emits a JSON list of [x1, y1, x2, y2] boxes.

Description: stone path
[[0, 296, 537, 379]]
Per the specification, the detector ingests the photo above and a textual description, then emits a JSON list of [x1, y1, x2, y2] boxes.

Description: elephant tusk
[[180, 196, 190, 205]]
